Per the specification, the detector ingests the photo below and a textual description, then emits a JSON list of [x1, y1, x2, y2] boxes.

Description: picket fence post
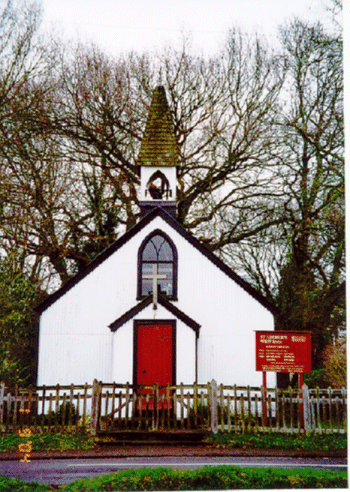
[[91, 379, 102, 436], [210, 379, 218, 434]]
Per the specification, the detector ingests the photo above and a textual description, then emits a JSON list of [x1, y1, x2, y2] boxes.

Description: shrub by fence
[[0, 380, 346, 435]]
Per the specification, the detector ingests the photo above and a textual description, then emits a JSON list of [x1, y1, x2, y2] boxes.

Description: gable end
[[36, 207, 278, 317]]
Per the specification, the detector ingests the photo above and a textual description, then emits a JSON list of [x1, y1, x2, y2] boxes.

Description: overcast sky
[[40, 0, 348, 216], [41, 0, 338, 56]]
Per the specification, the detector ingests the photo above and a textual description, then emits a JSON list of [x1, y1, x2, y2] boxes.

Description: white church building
[[36, 86, 277, 389]]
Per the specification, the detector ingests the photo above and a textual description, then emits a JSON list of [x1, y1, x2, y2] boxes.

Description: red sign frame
[[256, 331, 311, 373]]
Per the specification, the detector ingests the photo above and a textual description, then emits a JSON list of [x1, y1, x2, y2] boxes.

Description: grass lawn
[[0, 430, 346, 453], [0, 432, 346, 490], [205, 430, 347, 451], [0, 432, 97, 453], [0, 466, 347, 491]]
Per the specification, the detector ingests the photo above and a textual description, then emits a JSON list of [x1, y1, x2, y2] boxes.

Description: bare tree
[[7, 32, 284, 288], [0, 6, 344, 355], [1, 37, 143, 286], [224, 18, 344, 366], [0, 0, 55, 285], [277, 19, 344, 348], [160, 32, 286, 248]]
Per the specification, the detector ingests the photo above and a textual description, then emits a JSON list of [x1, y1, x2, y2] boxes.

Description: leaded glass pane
[[142, 242, 157, 261], [141, 264, 153, 296], [151, 235, 164, 252], [158, 263, 173, 279], [158, 263, 173, 296], [142, 263, 153, 275], [158, 241, 173, 261], [159, 280, 173, 296]]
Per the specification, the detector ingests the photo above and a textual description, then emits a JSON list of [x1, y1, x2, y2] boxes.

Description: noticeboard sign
[[256, 331, 311, 373]]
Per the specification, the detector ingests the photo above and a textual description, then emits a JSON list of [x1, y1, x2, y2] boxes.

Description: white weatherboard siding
[[38, 215, 275, 388], [37, 332, 112, 385], [175, 319, 196, 385], [136, 218, 276, 387], [38, 229, 140, 385], [111, 322, 133, 384]]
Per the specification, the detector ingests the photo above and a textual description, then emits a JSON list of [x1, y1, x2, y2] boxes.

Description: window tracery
[[138, 230, 177, 300]]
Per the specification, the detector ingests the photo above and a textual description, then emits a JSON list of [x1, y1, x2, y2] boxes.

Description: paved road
[[0, 457, 347, 485]]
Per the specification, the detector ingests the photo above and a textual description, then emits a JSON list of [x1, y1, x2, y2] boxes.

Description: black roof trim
[[35, 207, 278, 316], [108, 294, 201, 335], [35, 208, 166, 314], [155, 209, 278, 315]]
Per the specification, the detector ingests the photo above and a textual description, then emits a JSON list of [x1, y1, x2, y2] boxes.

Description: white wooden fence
[[0, 380, 346, 435]]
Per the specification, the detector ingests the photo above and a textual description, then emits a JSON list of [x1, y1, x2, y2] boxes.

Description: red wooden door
[[136, 323, 174, 408]]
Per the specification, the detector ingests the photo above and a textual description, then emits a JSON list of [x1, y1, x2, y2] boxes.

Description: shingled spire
[[137, 86, 179, 168], [138, 86, 179, 218]]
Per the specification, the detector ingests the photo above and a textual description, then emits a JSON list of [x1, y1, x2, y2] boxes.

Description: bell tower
[[137, 86, 179, 218]]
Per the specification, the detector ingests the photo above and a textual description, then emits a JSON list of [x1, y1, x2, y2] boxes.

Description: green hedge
[[61, 466, 347, 491], [0, 475, 51, 491], [0, 467, 347, 491]]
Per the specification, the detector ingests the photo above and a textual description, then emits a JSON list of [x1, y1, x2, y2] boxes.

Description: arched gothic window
[[137, 230, 177, 300]]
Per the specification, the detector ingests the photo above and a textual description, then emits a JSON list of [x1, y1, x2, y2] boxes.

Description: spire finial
[[157, 68, 163, 86]]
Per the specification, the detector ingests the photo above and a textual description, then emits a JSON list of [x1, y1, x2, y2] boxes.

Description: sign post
[[262, 371, 267, 427], [255, 331, 311, 427]]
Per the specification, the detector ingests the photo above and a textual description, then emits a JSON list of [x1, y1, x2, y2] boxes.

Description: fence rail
[[0, 381, 346, 435]]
